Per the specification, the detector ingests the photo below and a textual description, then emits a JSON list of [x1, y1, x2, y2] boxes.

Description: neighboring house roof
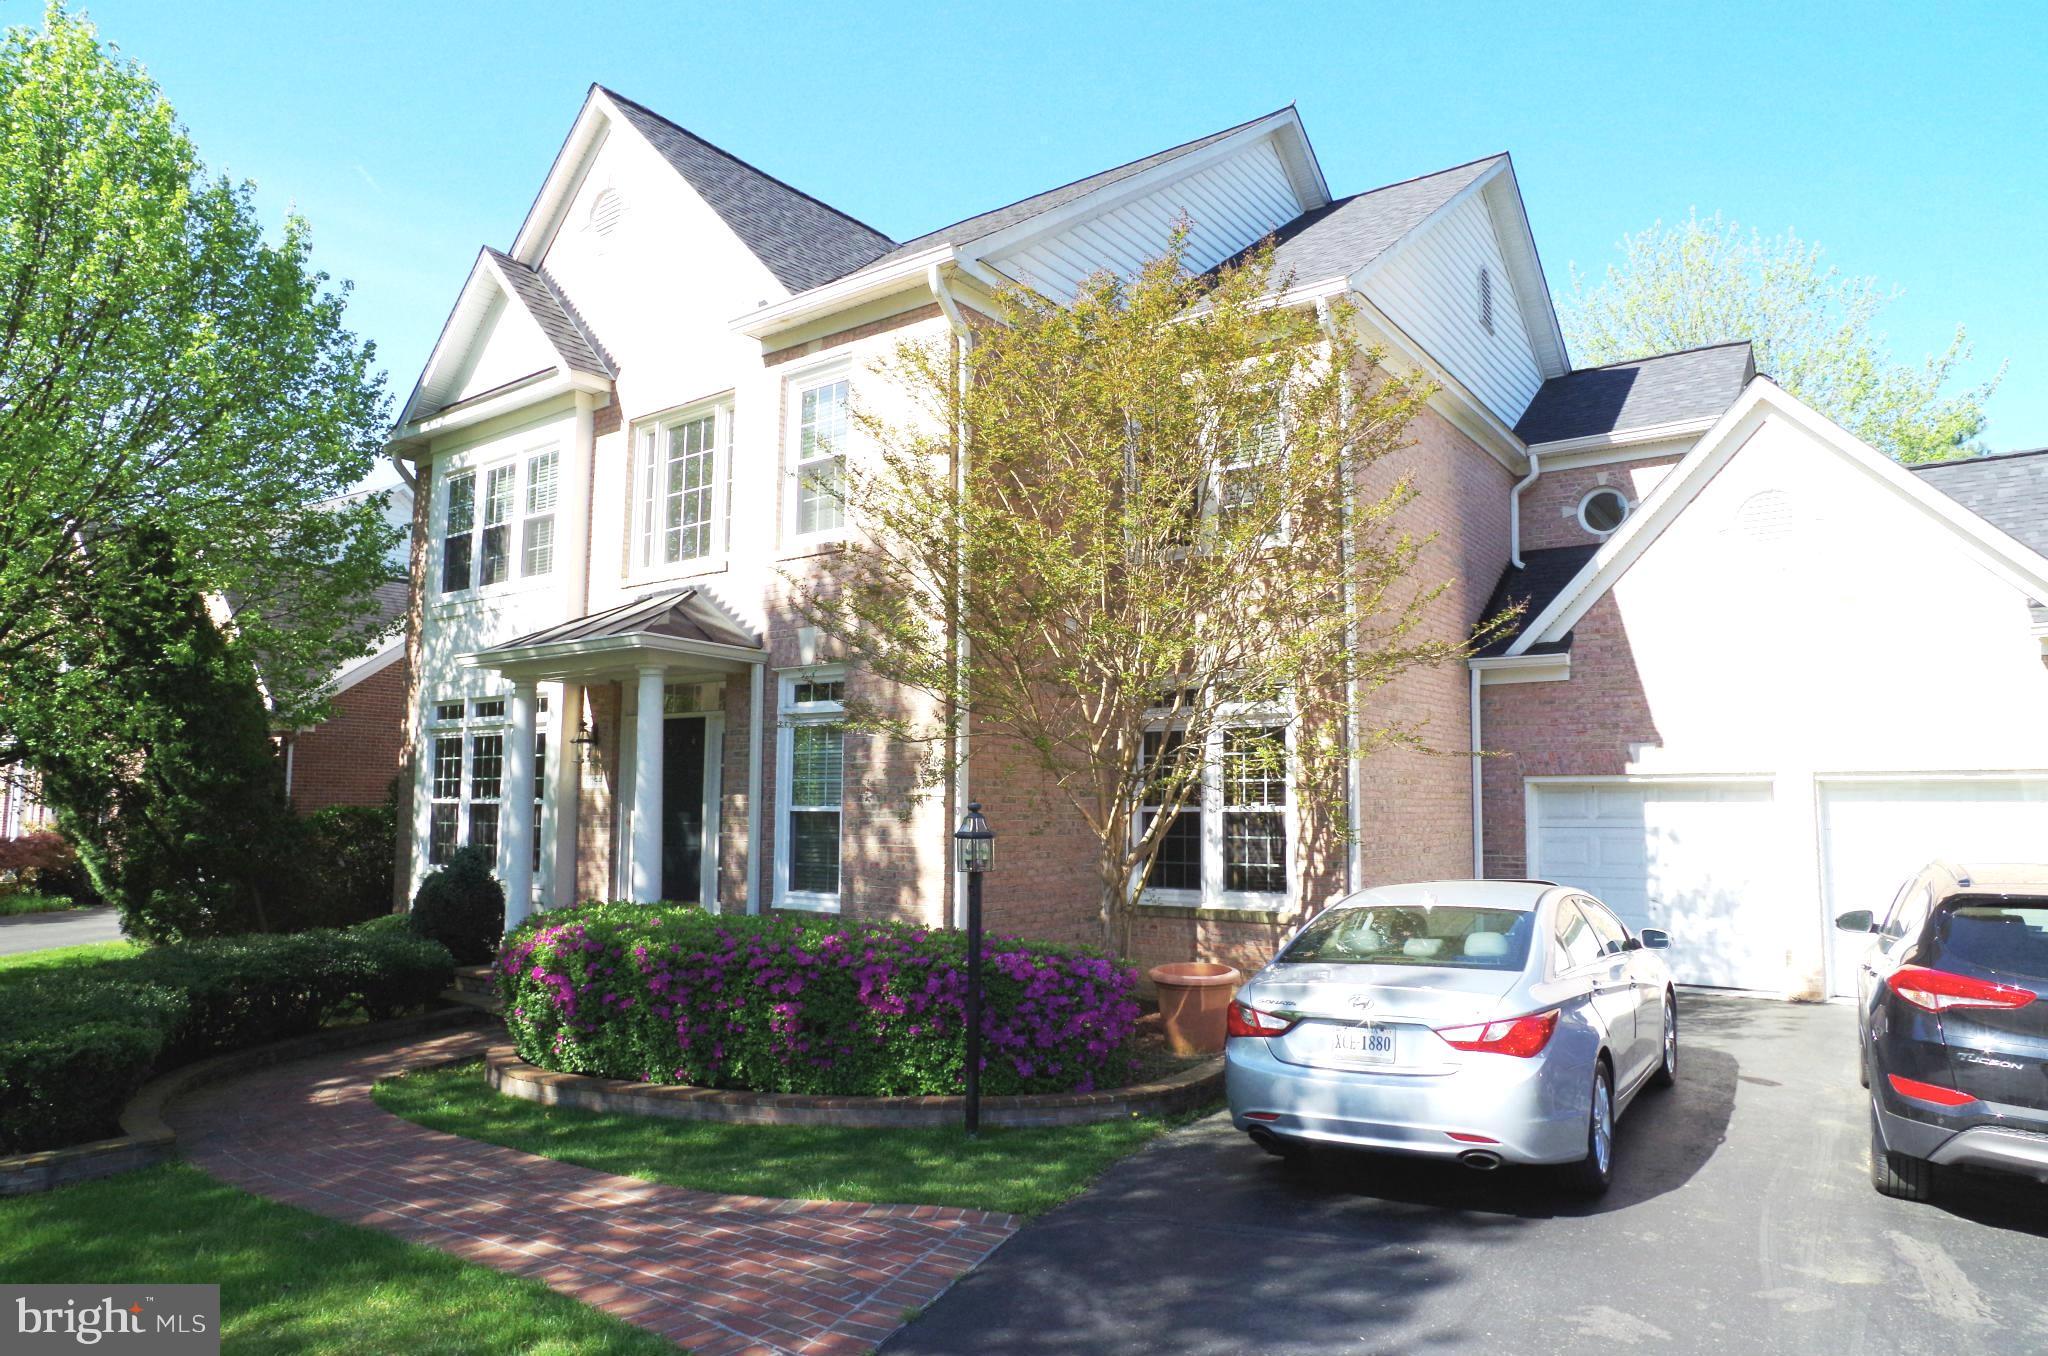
[[1473, 544, 1599, 657], [482, 247, 614, 379], [1911, 448, 2048, 559], [1211, 155, 1506, 287], [599, 88, 895, 292], [1513, 342, 1756, 446], [842, 106, 1295, 280]]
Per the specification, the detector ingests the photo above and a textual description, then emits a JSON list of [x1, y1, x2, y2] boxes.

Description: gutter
[[930, 263, 975, 928], [1317, 297, 1365, 893]]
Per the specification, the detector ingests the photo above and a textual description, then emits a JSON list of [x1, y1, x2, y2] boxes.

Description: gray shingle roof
[[488, 587, 760, 653], [1912, 448, 2048, 559], [1474, 544, 1600, 657], [1210, 155, 1505, 285], [1514, 342, 1755, 446], [839, 107, 1294, 282], [484, 247, 614, 379], [601, 88, 895, 293]]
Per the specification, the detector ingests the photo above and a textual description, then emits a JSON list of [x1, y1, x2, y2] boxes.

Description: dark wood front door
[[662, 717, 707, 903]]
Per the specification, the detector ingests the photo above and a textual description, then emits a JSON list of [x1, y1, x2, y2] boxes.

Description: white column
[[745, 661, 765, 914], [631, 664, 666, 903], [501, 679, 539, 930]]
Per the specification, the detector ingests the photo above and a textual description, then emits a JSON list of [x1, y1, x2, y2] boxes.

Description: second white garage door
[[1529, 780, 1788, 991]]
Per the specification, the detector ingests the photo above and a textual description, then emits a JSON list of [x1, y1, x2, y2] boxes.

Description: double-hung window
[[775, 670, 846, 911], [1217, 393, 1284, 541], [1136, 715, 1292, 907], [635, 402, 732, 571], [789, 367, 849, 538], [424, 695, 549, 870], [438, 449, 559, 594]]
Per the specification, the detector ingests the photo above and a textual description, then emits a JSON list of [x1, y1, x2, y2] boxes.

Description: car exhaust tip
[[1247, 1127, 1293, 1159], [1458, 1149, 1503, 1171]]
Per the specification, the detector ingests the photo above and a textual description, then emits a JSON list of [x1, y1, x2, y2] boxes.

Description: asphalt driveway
[[886, 992, 2048, 1356], [0, 905, 122, 955]]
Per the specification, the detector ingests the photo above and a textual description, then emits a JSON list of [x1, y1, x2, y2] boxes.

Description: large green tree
[[1559, 211, 2002, 463], [0, 3, 395, 773]]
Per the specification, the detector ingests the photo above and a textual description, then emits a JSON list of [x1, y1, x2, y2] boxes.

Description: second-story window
[[523, 450, 557, 576], [479, 464, 515, 586], [635, 401, 731, 571], [440, 472, 474, 594], [790, 369, 849, 538], [438, 450, 558, 596]]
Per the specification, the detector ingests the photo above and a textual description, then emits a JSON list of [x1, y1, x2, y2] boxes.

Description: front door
[[662, 717, 707, 903]]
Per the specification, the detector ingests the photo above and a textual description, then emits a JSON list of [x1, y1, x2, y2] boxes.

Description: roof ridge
[[1564, 339, 1755, 374], [1337, 151, 1508, 204], [1912, 446, 2048, 469], [596, 85, 895, 245], [901, 103, 1297, 246]]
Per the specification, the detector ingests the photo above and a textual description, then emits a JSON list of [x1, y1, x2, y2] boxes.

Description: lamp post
[[953, 801, 995, 1135]]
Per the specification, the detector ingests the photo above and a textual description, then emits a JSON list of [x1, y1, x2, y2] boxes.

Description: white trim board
[[1505, 378, 2048, 656]]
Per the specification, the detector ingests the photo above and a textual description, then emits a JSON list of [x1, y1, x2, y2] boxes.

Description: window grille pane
[[471, 699, 506, 720], [1224, 811, 1286, 893], [1140, 729, 1191, 808], [433, 702, 464, 724], [796, 458, 843, 534], [468, 803, 499, 859], [790, 725, 843, 806], [469, 733, 503, 800], [432, 736, 463, 799], [483, 465, 514, 525], [525, 451, 558, 514], [445, 472, 474, 533], [532, 733, 547, 872], [1143, 808, 1203, 890], [791, 679, 845, 707], [665, 413, 716, 561], [799, 380, 847, 461], [479, 524, 510, 586], [440, 533, 472, 593], [522, 514, 554, 576], [429, 804, 459, 865], [1223, 727, 1287, 807], [789, 810, 840, 895], [796, 380, 847, 534]]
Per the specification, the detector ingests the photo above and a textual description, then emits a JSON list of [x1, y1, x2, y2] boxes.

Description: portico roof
[[464, 587, 765, 681]]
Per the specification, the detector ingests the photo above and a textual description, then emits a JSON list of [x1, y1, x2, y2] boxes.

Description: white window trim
[[1576, 485, 1631, 537], [1134, 707, 1296, 912], [772, 666, 847, 913], [433, 440, 562, 605], [783, 356, 853, 546], [629, 395, 736, 582], [422, 692, 553, 879]]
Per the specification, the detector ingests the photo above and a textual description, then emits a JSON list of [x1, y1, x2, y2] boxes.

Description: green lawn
[[0, 937, 140, 973], [376, 1062, 1202, 1217], [0, 891, 86, 917], [0, 1164, 675, 1355]]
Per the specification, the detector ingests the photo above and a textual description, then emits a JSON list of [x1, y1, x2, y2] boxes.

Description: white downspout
[[1509, 444, 1541, 569], [929, 263, 974, 927], [1317, 298, 1364, 894], [1493, 442, 1539, 873], [1469, 665, 1484, 877]]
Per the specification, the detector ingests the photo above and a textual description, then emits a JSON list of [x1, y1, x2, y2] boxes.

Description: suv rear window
[[1932, 896, 2048, 983], [1281, 906, 1535, 970]]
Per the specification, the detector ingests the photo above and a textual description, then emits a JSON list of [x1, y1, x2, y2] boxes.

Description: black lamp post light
[[953, 801, 995, 1135]]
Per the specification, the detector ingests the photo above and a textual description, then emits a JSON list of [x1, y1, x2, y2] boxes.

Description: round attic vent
[[589, 188, 624, 239], [1735, 489, 1796, 545]]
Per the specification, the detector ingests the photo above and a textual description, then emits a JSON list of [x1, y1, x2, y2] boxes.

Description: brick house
[[388, 87, 2048, 993]]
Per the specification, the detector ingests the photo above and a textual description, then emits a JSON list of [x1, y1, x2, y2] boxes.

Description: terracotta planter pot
[[1147, 961, 1242, 1056]]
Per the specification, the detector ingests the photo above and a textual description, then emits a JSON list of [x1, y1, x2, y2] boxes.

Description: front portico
[[464, 588, 767, 928]]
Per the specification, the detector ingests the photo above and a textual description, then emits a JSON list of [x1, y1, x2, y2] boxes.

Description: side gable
[[1507, 379, 2048, 656]]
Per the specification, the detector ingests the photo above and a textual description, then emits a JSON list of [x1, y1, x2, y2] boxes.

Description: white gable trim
[[1505, 378, 2048, 655], [508, 88, 614, 267], [329, 634, 406, 697]]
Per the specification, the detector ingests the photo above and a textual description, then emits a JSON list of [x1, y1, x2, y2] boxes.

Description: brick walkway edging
[[0, 1005, 487, 1197], [488, 1044, 1224, 1128]]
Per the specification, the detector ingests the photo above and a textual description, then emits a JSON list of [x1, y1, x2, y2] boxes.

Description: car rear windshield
[[1280, 905, 1535, 970], [1933, 897, 2048, 983]]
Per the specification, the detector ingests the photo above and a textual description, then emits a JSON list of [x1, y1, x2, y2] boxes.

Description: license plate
[[1332, 1023, 1395, 1063]]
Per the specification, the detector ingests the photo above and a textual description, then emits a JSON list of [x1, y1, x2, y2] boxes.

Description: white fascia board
[[1523, 416, 1719, 462], [1343, 289, 1529, 475], [394, 251, 500, 432], [1505, 377, 2048, 656], [392, 371, 605, 454], [1471, 653, 1570, 684], [1481, 162, 1569, 379], [508, 89, 614, 266], [729, 244, 953, 339], [329, 634, 406, 695], [461, 632, 767, 677]]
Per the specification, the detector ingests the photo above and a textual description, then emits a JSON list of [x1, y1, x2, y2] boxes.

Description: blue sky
[[57, 0, 2048, 478]]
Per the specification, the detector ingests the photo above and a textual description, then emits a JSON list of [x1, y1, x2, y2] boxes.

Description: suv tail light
[[1226, 1001, 1296, 1038], [1887, 965, 2038, 1013], [1435, 1009, 1559, 1058]]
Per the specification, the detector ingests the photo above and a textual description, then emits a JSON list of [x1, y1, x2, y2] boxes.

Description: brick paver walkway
[[168, 1028, 1016, 1355]]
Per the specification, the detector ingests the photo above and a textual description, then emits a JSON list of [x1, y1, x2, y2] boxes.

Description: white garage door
[[1529, 780, 1787, 991], [1819, 778, 2048, 996]]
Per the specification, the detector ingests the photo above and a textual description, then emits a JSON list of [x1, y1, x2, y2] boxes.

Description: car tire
[[1557, 1062, 1615, 1197], [1649, 993, 1677, 1089], [1869, 1103, 1935, 1202]]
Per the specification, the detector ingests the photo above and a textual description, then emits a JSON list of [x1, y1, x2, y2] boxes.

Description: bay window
[[437, 448, 559, 595], [424, 695, 548, 870]]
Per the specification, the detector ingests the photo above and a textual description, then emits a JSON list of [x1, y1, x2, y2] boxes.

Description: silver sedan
[[1224, 879, 1677, 1194]]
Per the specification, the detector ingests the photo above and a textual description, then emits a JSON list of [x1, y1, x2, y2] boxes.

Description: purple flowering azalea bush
[[498, 903, 1143, 1096]]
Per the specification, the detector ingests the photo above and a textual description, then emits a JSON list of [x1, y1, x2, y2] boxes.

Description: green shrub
[[410, 847, 504, 965], [499, 904, 1140, 1097], [294, 803, 399, 929], [0, 923, 453, 1154]]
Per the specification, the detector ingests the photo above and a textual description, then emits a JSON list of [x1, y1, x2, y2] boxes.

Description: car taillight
[[1887, 965, 2038, 1013], [1226, 1001, 1296, 1038], [1887, 1073, 1976, 1108], [1435, 1009, 1559, 1058]]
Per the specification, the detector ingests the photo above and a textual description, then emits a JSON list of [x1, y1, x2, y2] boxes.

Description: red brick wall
[[1477, 592, 1659, 876], [287, 654, 407, 813], [1519, 454, 1682, 553]]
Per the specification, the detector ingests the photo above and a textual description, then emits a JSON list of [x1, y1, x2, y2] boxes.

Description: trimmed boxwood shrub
[[409, 846, 505, 964], [0, 922, 453, 1155], [498, 903, 1142, 1097]]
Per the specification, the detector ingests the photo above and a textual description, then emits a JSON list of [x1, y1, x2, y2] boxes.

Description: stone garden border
[[486, 1044, 1224, 1129], [0, 1006, 489, 1197]]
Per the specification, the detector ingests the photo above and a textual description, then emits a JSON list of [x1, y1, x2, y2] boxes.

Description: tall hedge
[[499, 904, 1141, 1097], [0, 923, 453, 1154]]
